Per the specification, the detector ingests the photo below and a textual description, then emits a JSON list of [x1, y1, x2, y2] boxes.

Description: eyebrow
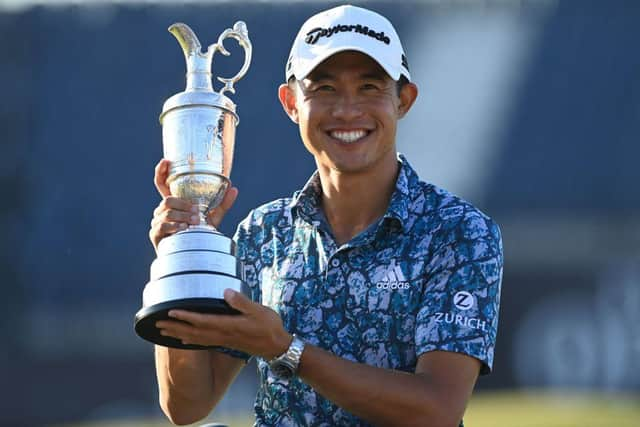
[[360, 72, 387, 81], [306, 71, 333, 82], [306, 70, 388, 82]]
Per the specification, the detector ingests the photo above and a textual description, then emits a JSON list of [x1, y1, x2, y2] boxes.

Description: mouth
[[328, 129, 371, 144]]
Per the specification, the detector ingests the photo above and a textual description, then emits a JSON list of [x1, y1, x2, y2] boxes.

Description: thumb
[[224, 288, 252, 313], [154, 159, 172, 198]]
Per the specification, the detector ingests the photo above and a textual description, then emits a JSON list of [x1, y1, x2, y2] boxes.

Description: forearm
[[155, 346, 216, 424], [298, 345, 462, 427]]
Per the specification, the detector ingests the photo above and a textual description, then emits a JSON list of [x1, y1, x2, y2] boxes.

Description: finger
[[167, 310, 241, 333], [153, 198, 197, 223], [154, 159, 172, 198], [150, 220, 187, 239], [156, 321, 185, 338], [157, 221, 189, 235], [156, 323, 197, 342], [161, 209, 199, 225], [156, 318, 216, 344], [167, 310, 216, 327], [162, 312, 229, 346], [156, 319, 194, 330], [149, 222, 188, 249], [151, 207, 191, 226], [224, 288, 253, 313], [163, 196, 195, 212], [207, 186, 239, 227], [153, 199, 193, 218]]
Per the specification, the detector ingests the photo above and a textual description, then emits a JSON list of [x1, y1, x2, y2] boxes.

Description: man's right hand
[[149, 159, 239, 251]]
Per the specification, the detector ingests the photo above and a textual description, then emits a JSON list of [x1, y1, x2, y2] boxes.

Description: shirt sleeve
[[414, 206, 503, 375]]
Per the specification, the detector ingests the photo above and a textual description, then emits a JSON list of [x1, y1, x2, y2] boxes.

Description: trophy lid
[[160, 22, 252, 124]]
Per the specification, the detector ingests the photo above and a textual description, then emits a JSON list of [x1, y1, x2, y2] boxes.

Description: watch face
[[271, 361, 294, 379]]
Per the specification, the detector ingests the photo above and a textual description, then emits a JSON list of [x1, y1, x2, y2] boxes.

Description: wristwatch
[[268, 334, 305, 379]]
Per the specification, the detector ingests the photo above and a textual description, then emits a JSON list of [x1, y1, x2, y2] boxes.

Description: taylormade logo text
[[305, 24, 391, 45]]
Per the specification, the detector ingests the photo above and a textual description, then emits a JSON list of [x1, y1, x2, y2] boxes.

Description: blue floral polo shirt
[[231, 154, 503, 426]]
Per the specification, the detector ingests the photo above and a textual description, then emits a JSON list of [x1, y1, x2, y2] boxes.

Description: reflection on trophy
[[135, 21, 252, 349]]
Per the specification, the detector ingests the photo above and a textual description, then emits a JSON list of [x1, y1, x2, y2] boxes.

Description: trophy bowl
[[134, 21, 252, 349]]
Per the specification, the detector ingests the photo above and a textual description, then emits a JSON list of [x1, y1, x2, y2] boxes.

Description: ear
[[278, 83, 299, 124], [397, 82, 419, 119]]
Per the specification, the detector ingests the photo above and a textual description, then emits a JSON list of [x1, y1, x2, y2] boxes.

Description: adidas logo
[[375, 260, 410, 290]]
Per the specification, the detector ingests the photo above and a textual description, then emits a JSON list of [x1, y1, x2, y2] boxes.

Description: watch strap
[[269, 334, 305, 378]]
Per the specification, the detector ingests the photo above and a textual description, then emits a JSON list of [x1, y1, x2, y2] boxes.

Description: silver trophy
[[135, 22, 252, 349]]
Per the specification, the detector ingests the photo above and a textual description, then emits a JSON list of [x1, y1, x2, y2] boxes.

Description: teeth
[[330, 130, 367, 143]]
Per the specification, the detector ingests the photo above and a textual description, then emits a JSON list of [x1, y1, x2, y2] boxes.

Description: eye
[[315, 84, 335, 92], [361, 83, 380, 91]]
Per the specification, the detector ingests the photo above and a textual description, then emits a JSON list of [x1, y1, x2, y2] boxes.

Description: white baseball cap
[[285, 5, 411, 82]]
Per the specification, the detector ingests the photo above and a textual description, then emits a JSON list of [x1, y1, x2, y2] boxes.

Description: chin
[[328, 160, 372, 174]]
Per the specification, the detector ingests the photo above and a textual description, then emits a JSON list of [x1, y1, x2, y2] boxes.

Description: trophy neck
[[185, 54, 214, 92], [196, 209, 211, 230]]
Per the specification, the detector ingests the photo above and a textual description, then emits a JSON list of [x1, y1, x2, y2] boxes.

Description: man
[[149, 5, 503, 427]]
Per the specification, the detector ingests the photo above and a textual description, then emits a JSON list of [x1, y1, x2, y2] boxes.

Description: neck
[[317, 154, 399, 246]]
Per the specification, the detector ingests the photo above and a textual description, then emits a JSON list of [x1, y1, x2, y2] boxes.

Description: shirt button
[[331, 258, 340, 267]]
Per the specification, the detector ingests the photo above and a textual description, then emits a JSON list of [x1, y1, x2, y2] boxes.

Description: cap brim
[[290, 45, 402, 81]]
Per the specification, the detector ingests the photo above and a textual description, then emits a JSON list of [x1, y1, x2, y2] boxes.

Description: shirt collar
[[290, 170, 323, 225], [290, 153, 418, 233], [383, 153, 415, 232]]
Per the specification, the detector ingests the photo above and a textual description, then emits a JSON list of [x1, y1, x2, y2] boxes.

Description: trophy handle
[[208, 21, 252, 96]]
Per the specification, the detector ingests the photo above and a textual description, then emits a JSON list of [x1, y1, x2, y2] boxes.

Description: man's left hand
[[155, 289, 292, 360]]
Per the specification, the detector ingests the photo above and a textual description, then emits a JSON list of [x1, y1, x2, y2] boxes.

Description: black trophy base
[[134, 298, 240, 349]]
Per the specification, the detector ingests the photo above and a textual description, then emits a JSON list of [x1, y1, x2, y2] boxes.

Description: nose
[[331, 92, 364, 121]]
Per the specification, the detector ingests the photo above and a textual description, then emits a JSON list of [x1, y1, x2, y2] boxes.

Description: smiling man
[[149, 5, 503, 427]]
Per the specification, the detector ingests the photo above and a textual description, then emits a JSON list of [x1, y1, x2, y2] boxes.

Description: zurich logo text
[[433, 312, 487, 332]]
